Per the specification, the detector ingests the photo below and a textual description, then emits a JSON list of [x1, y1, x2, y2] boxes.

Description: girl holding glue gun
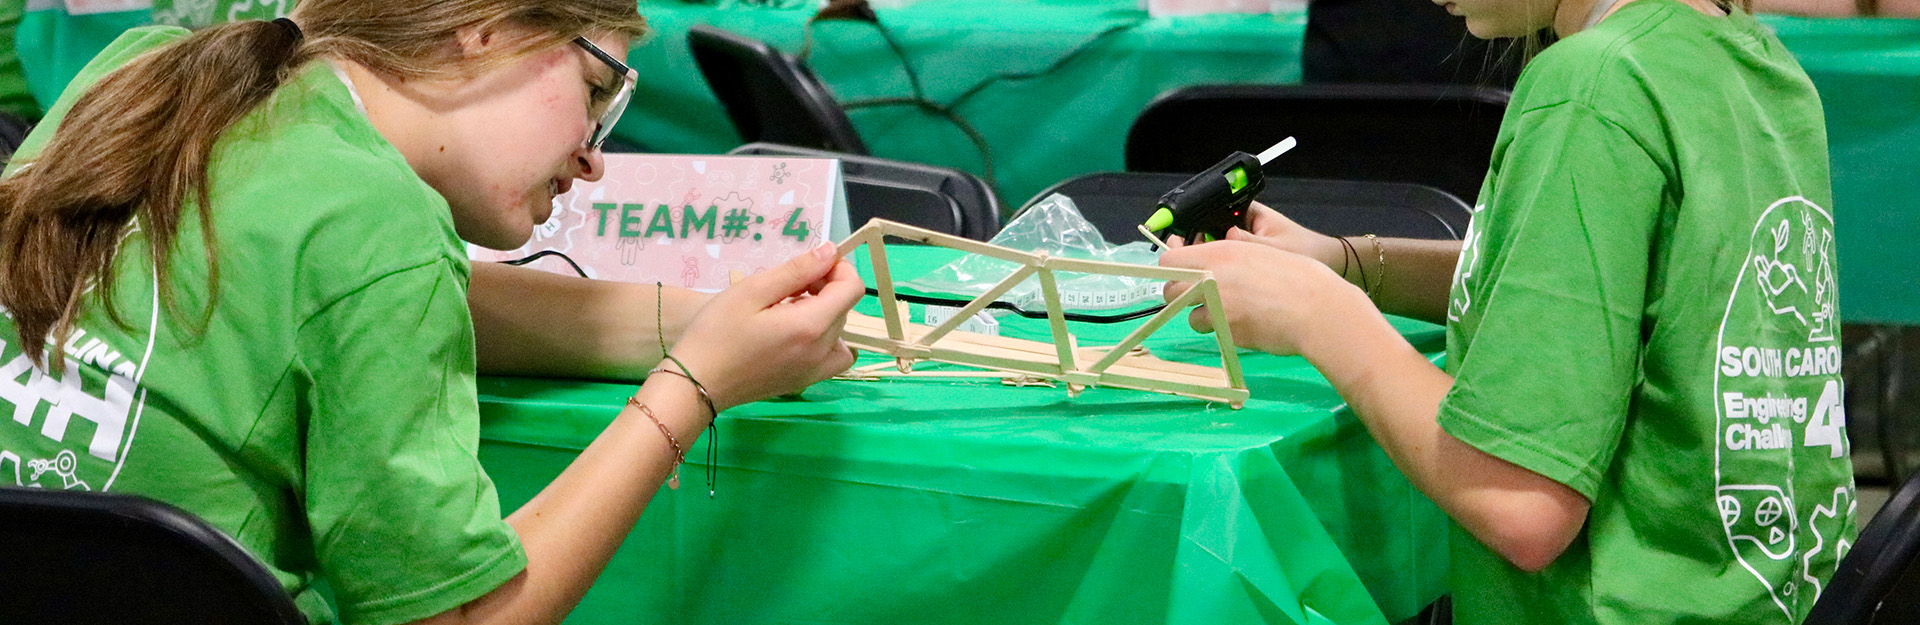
[[1161, 0, 1855, 620]]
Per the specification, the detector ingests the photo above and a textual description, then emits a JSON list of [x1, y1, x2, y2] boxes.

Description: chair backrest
[[689, 25, 869, 155], [0, 112, 32, 165], [0, 487, 305, 625], [1804, 469, 1920, 624], [1124, 83, 1508, 204], [1023, 171, 1470, 245], [731, 142, 1000, 241]]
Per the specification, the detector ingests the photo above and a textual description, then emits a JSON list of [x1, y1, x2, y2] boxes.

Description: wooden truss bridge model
[[833, 219, 1248, 408]]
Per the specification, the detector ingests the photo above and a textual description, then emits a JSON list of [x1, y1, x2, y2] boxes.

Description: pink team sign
[[471, 153, 848, 291], [1143, 0, 1299, 16], [58, 0, 154, 14]]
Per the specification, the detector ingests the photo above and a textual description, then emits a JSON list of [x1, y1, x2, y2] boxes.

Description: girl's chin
[[1462, 18, 1521, 40], [532, 199, 556, 228]]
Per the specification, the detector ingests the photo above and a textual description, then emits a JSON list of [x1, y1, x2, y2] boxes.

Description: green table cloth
[[477, 245, 1452, 625]]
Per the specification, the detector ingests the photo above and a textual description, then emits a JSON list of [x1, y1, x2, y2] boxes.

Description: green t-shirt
[[1436, 1, 1857, 623], [0, 27, 526, 625]]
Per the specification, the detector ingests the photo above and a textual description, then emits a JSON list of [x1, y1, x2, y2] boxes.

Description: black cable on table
[[866, 287, 1168, 324], [501, 250, 589, 278]]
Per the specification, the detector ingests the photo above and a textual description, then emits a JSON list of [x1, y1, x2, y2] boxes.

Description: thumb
[[1157, 245, 1209, 271], [736, 241, 838, 306]]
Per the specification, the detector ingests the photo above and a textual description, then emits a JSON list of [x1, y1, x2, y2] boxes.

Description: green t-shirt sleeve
[[1436, 101, 1666, 501], [297, 257, 526, 625]]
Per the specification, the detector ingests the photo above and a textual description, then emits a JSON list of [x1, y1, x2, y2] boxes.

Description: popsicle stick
[[835, 219, 1249, 408]]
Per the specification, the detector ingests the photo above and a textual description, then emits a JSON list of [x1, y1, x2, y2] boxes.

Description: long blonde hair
[[0, 0, 647, 368]]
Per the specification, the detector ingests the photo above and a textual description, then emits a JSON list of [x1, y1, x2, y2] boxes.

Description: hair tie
[[271, 17, 303, 42]]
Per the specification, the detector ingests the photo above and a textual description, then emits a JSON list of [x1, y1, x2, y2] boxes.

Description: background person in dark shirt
[[1304, 0, 1524, 88]]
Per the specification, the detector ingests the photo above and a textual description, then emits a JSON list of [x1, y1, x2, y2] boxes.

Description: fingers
[[813, 260, 866, 309], [1156, 244, 1213, 271], [1224, 226, 1258, 242], [785, 340, 857, 397], [735, 242, 839, 307], [1186, 305, 1215, 334], [824, 340, 855, 375], [1245, 202, 1287, 230], [785, 260, 866, 326], [1163, 279, 1193, 305], [1165, 234, 1186, 248], [802, 273, 832, 296]]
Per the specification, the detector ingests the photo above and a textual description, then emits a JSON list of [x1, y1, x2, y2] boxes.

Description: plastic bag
[[900, 194, 1164, 315]]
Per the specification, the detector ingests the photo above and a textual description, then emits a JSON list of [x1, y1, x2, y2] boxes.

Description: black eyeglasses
[[573, 36, 638, 150]]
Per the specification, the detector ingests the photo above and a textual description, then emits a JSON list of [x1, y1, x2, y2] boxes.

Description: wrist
[[660, 288, 712, 349], [1295, 278, 1381, 365], [629, 377, 710, 437], [1308, 305, 1421, 402], [1330, 236, 1365, 289], [648, 359, 726, 416]]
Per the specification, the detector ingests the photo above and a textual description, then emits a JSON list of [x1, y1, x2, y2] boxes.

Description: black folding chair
[[0, 487, 305, 625], [1024, 171, 1470, 245], [0, 111, 32, 165], [1124, 84, 1508, 205], [1805, 468, 1920, 624], [689, 25, 868, 155], [731, 142, 1000, 241]]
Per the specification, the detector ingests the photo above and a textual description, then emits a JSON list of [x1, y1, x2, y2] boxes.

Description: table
[[477, 245, 1453, 625]]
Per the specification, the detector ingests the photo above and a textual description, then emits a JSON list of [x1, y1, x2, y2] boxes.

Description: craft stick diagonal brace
[[831, 218, 1248, 408]]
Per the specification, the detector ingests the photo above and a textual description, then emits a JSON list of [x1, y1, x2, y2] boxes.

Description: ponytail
[[0, 18, 308, 369], [0, 0, 647, 370]]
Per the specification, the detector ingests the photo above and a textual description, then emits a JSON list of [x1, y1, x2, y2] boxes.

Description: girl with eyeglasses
[[0, 2, 862, 624], [1160, 0, 1856, 621]]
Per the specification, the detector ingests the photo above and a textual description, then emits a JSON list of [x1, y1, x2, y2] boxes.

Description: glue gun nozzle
[[1144, 207, 1174, 233]]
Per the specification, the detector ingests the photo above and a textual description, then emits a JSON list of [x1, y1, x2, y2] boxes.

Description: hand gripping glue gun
[[1139, 137, 1297, 246]]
